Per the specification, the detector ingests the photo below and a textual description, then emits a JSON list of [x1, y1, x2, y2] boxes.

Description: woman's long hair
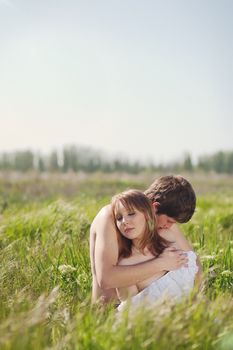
[[111, 189, 170, 259]]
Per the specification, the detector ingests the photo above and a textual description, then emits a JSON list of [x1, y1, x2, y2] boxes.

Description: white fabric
[[118, 251, 198, 312]]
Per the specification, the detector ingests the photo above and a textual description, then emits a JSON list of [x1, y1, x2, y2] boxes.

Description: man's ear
[[152, 202, 160, 213]]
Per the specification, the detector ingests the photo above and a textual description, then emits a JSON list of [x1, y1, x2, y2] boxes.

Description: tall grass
[[0, 174, 233, 349]]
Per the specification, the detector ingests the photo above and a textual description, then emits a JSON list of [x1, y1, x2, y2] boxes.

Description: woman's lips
[[124, 227, 134, 234]]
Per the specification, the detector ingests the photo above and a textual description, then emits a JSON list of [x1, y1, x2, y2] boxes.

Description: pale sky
[[1, 0, 233, 163]]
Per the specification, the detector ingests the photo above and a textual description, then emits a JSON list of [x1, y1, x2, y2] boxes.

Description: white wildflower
[[60, 234, 70, 245], [63, 308, 70, 324], [200, 255, 216, 261], [58, 264, 76, 275], [221, 270, 232, 276]]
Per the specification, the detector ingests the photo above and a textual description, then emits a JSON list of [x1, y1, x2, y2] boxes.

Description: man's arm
[[94, 207, 187, 290], [90, 216, 118, 304]]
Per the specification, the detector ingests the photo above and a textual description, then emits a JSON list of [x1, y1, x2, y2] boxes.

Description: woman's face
[[114, 201, 147, 243]]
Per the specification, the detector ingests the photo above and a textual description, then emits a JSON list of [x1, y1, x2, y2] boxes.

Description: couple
[[90, 175, 202, 310]]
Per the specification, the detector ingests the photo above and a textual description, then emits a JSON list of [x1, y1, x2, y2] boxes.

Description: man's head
[[144, 175, 196, 230]]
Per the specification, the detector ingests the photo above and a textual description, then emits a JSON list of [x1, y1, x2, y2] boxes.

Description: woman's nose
[[122, 217, 128, 225]]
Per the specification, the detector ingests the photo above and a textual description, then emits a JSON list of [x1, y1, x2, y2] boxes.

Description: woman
[[111, 189, 198, 312]]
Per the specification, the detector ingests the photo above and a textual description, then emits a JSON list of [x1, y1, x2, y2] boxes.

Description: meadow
[[0, 172, 233, 350]]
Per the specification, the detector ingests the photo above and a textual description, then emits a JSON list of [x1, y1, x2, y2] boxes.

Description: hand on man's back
[[159, 247, 188, 270]]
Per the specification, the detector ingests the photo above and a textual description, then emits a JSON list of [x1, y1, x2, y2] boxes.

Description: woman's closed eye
[[115, 212, 135, 221]]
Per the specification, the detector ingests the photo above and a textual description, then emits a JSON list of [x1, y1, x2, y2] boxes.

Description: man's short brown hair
[[144, 175, 196, 223]]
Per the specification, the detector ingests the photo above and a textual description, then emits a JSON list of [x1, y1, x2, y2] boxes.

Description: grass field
[[0, 172, 233, 350]]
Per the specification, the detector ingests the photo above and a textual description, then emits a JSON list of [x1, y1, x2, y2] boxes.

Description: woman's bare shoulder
[[118, 251, 154, 266]]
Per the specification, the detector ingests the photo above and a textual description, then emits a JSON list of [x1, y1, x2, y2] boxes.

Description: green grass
[[0, 173, 233, 349]]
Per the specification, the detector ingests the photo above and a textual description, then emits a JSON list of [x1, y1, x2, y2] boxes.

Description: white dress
[[118, 251, 198, 312]]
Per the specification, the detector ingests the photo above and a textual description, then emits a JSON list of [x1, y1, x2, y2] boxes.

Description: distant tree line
[[0, 146, 233, 174]]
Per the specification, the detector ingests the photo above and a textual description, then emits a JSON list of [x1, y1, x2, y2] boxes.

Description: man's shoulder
[[94, 204, 112, 219], [161, 224, 192, 251], [91, 204, 113, 230], [159, 224, 184, 241], [158, 228, 175, 242]]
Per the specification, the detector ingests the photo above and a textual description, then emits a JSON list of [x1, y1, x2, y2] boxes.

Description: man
[[90, 175, 202, 304]]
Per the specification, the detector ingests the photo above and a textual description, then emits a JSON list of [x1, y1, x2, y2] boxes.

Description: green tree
[[14, 151, 34, 172], [183, 153, 193, 171], [48, 150, 59, 172]]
